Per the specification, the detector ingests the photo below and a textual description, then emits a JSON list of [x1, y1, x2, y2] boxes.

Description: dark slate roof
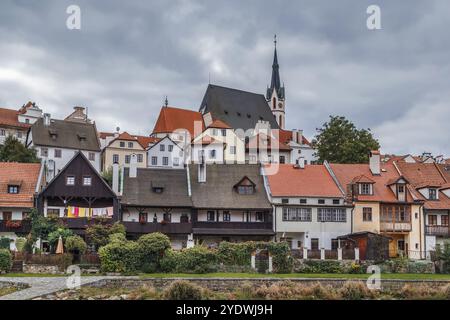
[[188, 164, 272, 209], [199, 84, 279, 131], [30, 117, 100, 151], [121, 168, 192, 207]]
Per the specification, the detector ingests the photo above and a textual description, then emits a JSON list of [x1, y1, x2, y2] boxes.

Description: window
[[280, 156, 286, 164], [125, 155, 130, 164], [22, 212, 30, 220], [230, 146, 236, 155], [212, 129, 218, 136], [360, 183, 372, 195], [47, 209, 60, 218], [441, 215, 449, 226], [152, 187, 163, 193], [317, 208, 347, 222], [209, 149, 216, 159], [300, 199, 307, 204], [282, 208, 312, 221], [83, 176, 92, 186], [66, 175, 75, 186], [429, 189, 437, 200], [333, 199, 340, 205], [139, 212, 148, 223], [0, 129, 5, 136], [25, 119, 30, 124], [163, 157, 169, 166], [173, 157, 179, 166], [88, 152, 95, 161], [223, 211, 231, 222], [363, 207, 372, 221], [151, 157, 157, 165], [255, 212, 264, 222], [237, 185, 254, 195], [120, 141, 125, 148], [331, 239, 339, 250], [41, 148, 48, 157], [160, 144, 165, 151], [318, 199, 325, 204], [281, 199, 289, 204], [428, 215, 437, 226], [221, 129, 227, 136], [163, 213, 171, 222], [2, 212, 12, 221], [168, 145, 173, 152], [128, 142, 133, 148], [7, 185, 19, 194], [311, 239, 319, 250], [17, 131, 23, 139], [137, 154, 143, 163], [54, 149, 62, 158], [112, 154, 119, 164], [207, 211, 215, 222], [398, 185, 405, 193]]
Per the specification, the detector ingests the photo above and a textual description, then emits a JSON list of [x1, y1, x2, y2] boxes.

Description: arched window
[[272, 97, 276, 109], [279, 115, 282, 128]]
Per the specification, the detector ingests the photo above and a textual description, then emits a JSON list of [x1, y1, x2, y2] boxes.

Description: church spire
[[270, 34, 281, 92]]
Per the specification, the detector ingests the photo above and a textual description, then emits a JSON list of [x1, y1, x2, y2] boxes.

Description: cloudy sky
[[0, 0, 449, 157]]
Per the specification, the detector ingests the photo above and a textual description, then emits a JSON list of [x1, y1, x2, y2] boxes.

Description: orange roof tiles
[[99, 131, 114, 139], [135, 136, 159, 149], [152, 106, 205, 137], [278, 129, 311, 146], [193, 135, 219, 146], [208, 119, 231, 129], [0, 162, 41, 208], [0, 107, 31, 129], [265, 164, 342, 197], [246, 133, 291, 152]]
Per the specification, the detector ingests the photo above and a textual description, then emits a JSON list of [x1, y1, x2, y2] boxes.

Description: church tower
[[266, 35, 285, 129]]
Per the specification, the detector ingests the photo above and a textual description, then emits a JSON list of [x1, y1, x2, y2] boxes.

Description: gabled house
[[188, 163, 274, 246], [26, 108, 101, 181], [37, 151, 119, 237], [329, 151, 424, 259], [263, 164, 352, 250], [119, 162, 193, 248], [0, 162, 45, 250], [147, 135, 184, 169], [397, 162, 450, 255], [0, 102, 42, 145]]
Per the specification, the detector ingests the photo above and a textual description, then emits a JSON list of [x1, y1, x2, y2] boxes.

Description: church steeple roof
[[267, 35, 285, 100]]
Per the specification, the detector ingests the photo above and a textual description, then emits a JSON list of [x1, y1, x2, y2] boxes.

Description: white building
[[147, 136, 184, 169]]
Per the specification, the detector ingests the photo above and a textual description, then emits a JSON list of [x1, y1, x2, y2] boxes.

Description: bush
[[398, 284, 440, 300], [65, 235, 87, 254], [163, 280, 203, 300], [108, 233, 127, 244], [253, 281, 336, 300], [0, 237, 10, 250], [0, 249, 12, 273], [48, 227, 73, 251], [160, 246, 217, 273], [86, 222, 126, 250], [339, 281, 374, 300], [137, 233, 171, 266], [15, 237, 27, 252], [98, 240, 140, 273], [296, 260, 344, 273]]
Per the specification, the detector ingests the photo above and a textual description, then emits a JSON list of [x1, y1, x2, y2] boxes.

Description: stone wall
[[23, 264, 63, 275], [88, 277, 450, 292]]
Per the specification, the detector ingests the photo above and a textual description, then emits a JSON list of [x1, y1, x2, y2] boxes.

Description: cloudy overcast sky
[[0, 0, 449, 156]]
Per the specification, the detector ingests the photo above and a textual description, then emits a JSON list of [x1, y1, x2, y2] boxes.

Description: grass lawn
[[0, 287, 19, 296], [139, 272, 450, 280]]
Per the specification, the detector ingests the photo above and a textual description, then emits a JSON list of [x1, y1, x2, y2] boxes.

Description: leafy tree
[[25, 209, 60, 253], [65, 235, 87, 254], [313, 115, 380, 164], [48, 228, 73, 251], [137, 233, 171, 265], [86, 221, 126, 250], [0, 135, 39, 163]]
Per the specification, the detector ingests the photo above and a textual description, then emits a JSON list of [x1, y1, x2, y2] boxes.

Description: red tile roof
[[0, 162, 41, 208], [192, 135, 220, 146], [265, 164, 342, 197], [152, 106, 205, 137], [135, 135, 159, 149], [246, 133, 291, 152], [0, 107, 31, 129], [330, 163, 405, 203], [278, 129, 311, 146], [99, 131, 114, 139], [105, 132, 159, 149], [208, 119, 231, 129]]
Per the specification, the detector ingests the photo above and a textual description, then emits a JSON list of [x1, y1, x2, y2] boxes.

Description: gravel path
[[0, 276, 137, 300]]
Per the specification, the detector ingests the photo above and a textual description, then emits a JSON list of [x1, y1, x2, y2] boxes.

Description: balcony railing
[[0, 220, 31, 233], [380, 221, 412, 232], [123, 221, 192, 234], [425, 225, 450, 237], [58, 217, 114, 229], [193, 221, 273, 230]]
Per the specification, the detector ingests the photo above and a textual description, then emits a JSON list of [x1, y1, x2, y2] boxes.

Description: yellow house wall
[[406, 204, 424, 259], [102, 139, 147, 172], [352, 202, 380, 233]]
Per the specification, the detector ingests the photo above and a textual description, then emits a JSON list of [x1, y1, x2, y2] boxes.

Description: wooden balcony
[[380, 221, 411, 232], [192, 221, 274, 236], [58, 217, 114, 230], [425, 225, 450, 237], [123, 221, 192, 234], [0, 220, 31, 233]]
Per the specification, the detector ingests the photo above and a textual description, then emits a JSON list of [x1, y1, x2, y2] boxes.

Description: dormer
[[351, 175, 375, 196], [417, 184, 440, 200], [440, 184, 450, 198], [7, 180, 22, 194], [387, 176, 409, 202], [48, 129, 58, 140], [77, 133, 87, 141], [151, 181, 165, 194], [233, 176, 256, 195]]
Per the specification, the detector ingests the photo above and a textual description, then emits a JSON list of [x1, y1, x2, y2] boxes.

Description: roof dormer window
[[429, 188, 438, 200], [234, 176, 256, 195], [8, 185, 19, 194], [359, 183, 373, 195]]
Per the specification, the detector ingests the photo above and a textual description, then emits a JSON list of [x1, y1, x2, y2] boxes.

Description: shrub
[[441, 284, 450, 300], [163, 280, 203, 300], [65, 235, 87, 254], [296, 260, 344, 274], [137, 233, 171, 266], [108, 233, 127, 244], [86, 222, 126, 250], [0, 237, 10, 250], [339, 281, 374, 300], [0, 249, 12, 273], [98, 240, 140, 273], [15, 237, 27, 252], [254, 281, 336, 300], [47, 227, 73, 251], [398, 284, 440, 300], [160, 246, 217, 273]]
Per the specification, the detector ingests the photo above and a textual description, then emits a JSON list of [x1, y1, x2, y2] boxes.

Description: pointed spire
[[268, 34, 283, 99], [164, 96, 169, 107]]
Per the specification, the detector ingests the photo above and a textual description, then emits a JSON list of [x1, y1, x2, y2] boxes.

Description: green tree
[[0, 135, 39, 163], [86, 221, 126, 250], [25, 209, 60, 253], [313, 116, 380, 164], [65, 235, 87, 254], [48, 228, 73, 251]]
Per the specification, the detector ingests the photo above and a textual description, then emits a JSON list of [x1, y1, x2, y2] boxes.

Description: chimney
[[297, 130, 303, 145], [43, 113, 51, 126], [112, 162, 119, 193], [292, 129, 297, 143], [129, 153, 137, 178], [369, 150, 381, 175], [298, 156, 305, 169]]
